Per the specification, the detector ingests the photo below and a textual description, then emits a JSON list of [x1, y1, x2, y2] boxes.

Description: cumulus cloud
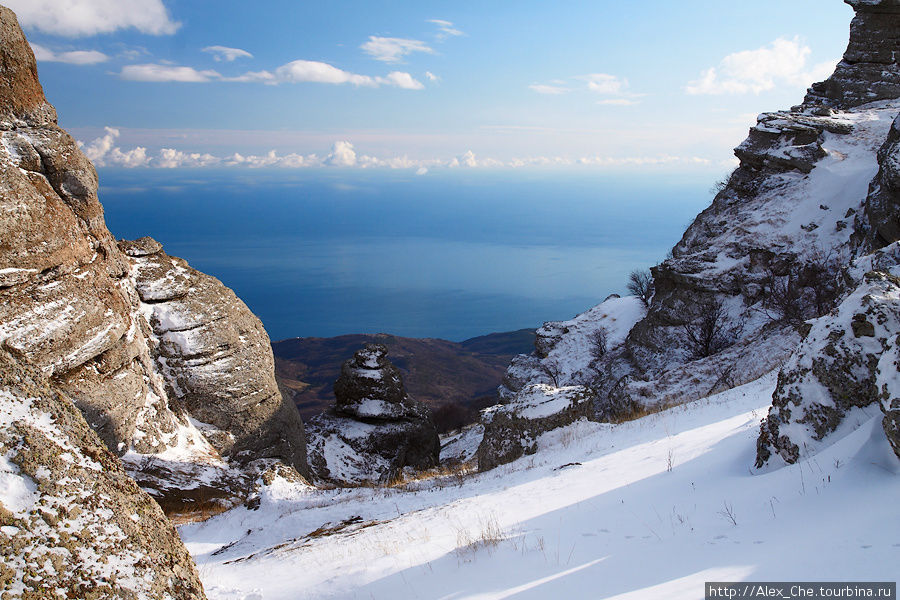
[[29, 43, 108, 65], [425, 71, 439, 82], [428, 19, 464, 39], [326, 141, 358, 167], [78, 129, 720, 172], [5, 0, 179, 37], [685, 37, 838, 95], [202, 45, 253, 62], [119, 64, 220, 82], [156, 148, 220, 168], [361, 37, 433, 63], [81, 127, 150, 167]]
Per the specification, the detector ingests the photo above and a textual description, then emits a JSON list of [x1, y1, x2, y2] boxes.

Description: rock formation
[[306, 344, 439, 484], [855, 114, 900, 249], [805, 0, 900, 109], [479, 0, 900, 471], [756, 244, 900, 466], [0, 4, 307, 510], [0, 348, 206, 599], [121, 237, 308, 475]]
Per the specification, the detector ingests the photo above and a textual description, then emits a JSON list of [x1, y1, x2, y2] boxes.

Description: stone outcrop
[[855, 114, 900, 249], [0, 349, 206, 599], [756, 246, 900, 467], [121, 238, 308, 475], [805, 0, 900, 109], [0, 5, 307, 507], [476, 384, 593, 471], [306, 344, 439, 484]]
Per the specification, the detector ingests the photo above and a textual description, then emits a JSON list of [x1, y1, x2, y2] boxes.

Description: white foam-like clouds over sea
[[78, 127, 728, 171]]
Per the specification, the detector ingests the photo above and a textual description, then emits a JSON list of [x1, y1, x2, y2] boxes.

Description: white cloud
[[425, 71, 439, 82], [380, 71, 424, 90], [361, 37, 433, 63], [29, 43, 107, 65], [428, 19, 464, 39], [156, 148, 220, 168], [579, 73, 628, 95], [274, 60, 373, 85], [529, 83, 571, 95], [119, 64, 220, 82], [5, 0, 179, 37], [80, 127, 150, 167], [202, 45, 253, 62], [326, 141, 357, 167], [598, 98, 638, 106], [686, 37, 838, 95], [78, 129, 722, 172]]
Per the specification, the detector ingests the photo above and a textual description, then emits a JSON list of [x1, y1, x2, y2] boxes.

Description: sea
[[98, 168, 714, 342]]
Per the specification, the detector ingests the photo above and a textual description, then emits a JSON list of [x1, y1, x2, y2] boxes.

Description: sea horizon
[[99, 167, 716, 341]]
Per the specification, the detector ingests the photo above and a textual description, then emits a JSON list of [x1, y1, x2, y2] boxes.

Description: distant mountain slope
[[272, 330, 535, 425]]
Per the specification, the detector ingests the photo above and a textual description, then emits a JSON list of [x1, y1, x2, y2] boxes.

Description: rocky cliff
[[479, 0, 900, 470], [0, 4, 307, 512]]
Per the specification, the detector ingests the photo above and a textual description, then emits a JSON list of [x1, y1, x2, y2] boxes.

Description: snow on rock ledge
[[756, 247, 900, 468]]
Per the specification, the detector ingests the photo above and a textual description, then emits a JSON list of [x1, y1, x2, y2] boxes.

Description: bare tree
[[761, 249, 845, 327], [627, 269, 653, 306], [681, 297, 741, 360], [538, 358, 563, 387], [588, 328, 608, 361]]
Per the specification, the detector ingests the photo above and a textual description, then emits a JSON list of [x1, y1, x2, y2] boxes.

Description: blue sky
[[7, 0, 853, 173]]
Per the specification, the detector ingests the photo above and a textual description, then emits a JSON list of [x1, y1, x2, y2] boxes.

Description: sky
[[5, 0, 855, 174]]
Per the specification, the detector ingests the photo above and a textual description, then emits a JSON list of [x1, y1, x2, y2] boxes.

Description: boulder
[[0, 349, 206, 599], [476, 384, 594, 471], [756, 263, 900, 467], [121, 238, 309, 477], [306, 344, 439, 484]]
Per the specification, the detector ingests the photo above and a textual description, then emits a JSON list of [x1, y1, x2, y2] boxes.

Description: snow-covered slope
[[181, 372, 900, 599]]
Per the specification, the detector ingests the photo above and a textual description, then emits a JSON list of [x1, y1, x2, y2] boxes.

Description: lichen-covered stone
[[0, 349, 206, 599], [756, 267, 900, 467]]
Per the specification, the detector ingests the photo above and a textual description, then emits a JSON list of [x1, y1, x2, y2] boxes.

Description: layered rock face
[[307, 344, 439, 484], [756, 245, 900, 467], [479, 0, 900, 471], [805, 0, 900, 109], [0, 5, 307, 505], [855, 114, 900, 249], [0, 349, 206, 599], [121, 238, 308, 475]]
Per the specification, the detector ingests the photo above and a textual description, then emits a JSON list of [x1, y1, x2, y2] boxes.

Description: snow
[[0, 453, 38, 514], [181, 372, 900, 599]]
